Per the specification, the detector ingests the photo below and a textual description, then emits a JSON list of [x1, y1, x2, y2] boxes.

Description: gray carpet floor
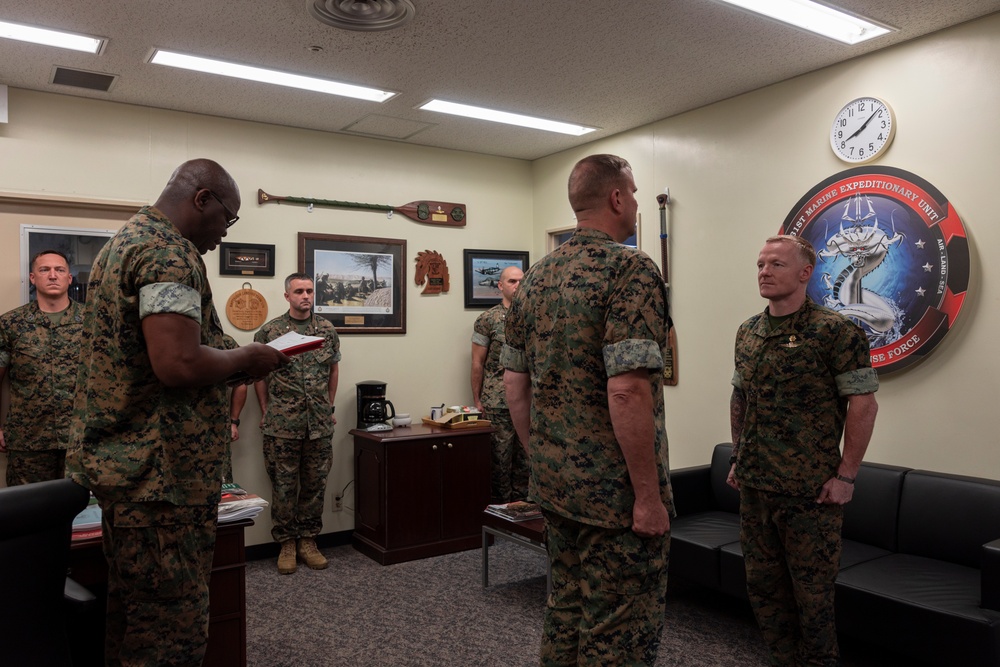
[[245, 542, 916, 666]]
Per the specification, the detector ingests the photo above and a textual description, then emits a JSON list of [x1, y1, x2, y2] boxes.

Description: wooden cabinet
[[351, 424, 491, 565]]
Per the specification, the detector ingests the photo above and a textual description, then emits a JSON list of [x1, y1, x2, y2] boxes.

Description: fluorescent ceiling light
[[713, 0, 893, 45], [0, 19, 104, 53], [149, 49, 396, 103], [420, 99, 596, 136]]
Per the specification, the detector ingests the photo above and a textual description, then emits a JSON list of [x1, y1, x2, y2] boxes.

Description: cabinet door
[[440, 434, 491, 540], [384, 439, 444, 548]]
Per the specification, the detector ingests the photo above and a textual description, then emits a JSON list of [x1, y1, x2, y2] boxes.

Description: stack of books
[[218, 482, 268, 524], [485, 500, 542, 522]]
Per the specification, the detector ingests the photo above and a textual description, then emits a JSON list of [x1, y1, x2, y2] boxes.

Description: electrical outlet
[[333, 496, 343, 512]]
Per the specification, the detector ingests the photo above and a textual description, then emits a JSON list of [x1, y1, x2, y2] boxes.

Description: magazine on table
[[218, 488, 268, 524], [485, 500, 542, 522]]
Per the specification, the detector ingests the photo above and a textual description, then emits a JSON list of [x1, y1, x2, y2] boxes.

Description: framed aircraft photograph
[[463, 248, 529, 309]]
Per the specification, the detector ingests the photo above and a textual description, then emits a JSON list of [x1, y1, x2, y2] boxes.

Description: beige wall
[[2, 13, 998, 546], [534, 13, 1000, 477], [0, 91, 533, 546]]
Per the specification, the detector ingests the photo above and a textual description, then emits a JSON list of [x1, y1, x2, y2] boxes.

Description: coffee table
[[481, 509, 550, 594]]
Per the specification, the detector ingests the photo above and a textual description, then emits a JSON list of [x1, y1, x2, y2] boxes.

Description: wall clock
[[830, 97, 895, 163]]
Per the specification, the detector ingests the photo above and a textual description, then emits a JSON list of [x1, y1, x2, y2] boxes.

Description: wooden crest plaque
[[226, 283, 268, 331]]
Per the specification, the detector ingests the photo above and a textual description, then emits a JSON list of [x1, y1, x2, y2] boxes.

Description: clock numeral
[[859, 148, 866, 157], [868, 142, 875, 152]]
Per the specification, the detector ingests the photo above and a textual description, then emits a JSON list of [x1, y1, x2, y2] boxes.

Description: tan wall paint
[[533, 14, 1000, 478]]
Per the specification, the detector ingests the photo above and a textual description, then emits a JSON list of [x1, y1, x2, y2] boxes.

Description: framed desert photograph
[[298, 232, 406, 334]]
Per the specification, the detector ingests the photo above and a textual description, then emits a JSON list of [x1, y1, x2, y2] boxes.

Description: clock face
[[830, 97, 895, 163]]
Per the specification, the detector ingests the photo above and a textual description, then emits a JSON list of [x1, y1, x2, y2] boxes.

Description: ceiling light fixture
[[0, 19, 104, 53], [149, 50, 396, 103], [419, 99, 596, 136], [712, 0, 893, 45]]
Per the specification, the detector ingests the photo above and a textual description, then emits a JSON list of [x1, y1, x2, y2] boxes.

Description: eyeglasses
[[207, 190, 239, 228]]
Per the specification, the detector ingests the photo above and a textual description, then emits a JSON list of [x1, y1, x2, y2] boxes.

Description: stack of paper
[[218, 492, 268, 524]]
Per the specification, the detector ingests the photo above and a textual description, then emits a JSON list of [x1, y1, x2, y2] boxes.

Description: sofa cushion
[[842, 461, 908, 552], [670, 511, 740, 589], [898, 471, 1000, 567], [836, 553, 1000, 666], [840, 539, 891, 570]]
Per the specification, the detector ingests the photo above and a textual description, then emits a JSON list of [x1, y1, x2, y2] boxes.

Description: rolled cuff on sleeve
[[731, 369, 743, 391], [471, 332, 489, 347], [835, 366, 879, 395], [500, 343, 527, 373], [603, 339, 663, 377], [139, 282, 202, 323]]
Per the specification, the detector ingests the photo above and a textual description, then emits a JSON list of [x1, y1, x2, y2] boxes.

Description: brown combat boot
[[277, 540, 297, 574], [297, 537, 328, 570]]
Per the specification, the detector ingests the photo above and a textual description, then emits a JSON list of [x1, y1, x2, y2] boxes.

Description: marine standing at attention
[[0, 250, 83, 486], [471, 264, 529, 503], [254, 272, 341, 575], [503, 153, 673, 665], [728, 234, 879, 667]]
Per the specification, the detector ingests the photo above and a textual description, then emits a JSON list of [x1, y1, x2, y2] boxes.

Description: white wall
[[0, 90, 533, 546], [533, 14, 1000, 478]]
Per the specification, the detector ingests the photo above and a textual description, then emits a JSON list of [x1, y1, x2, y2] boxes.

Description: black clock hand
[[847, 109, 880, 140]]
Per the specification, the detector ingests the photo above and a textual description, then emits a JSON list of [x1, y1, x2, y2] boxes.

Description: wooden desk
[[351, 424, 491, 564], [68, 519, 252, 667]]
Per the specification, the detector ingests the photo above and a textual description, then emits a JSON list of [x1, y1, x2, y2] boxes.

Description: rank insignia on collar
[[783, 335, 801, 349]]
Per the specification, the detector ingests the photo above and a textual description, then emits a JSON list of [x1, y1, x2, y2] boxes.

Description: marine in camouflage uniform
[[471, 268, 528, 503], [730, 236, 879, 667], [67, 159, 288, 666], [502, 155, 673, 666], [254, 305, 340, 549], [0, 280, 83, 486]]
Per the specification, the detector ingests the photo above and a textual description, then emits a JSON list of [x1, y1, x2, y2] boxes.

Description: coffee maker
[[356, 380, 396, 428]]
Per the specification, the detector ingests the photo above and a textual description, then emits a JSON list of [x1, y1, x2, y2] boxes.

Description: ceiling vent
[[308, 0, 416, 32], [51, 67, 117, 92]]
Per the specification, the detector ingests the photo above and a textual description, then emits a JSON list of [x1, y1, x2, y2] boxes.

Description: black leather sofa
[[669, 443, 1000, 666]]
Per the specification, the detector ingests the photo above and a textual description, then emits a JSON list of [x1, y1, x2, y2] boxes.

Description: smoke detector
[[308, 0, 416, 32]]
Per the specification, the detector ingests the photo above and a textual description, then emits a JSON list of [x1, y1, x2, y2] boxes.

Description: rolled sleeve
[[471, 331, 489, 347], [731, 368, 743, 391], [139, 282, 202, 322], [603, 338, 663, 377], [500, 343, 527, 373], [836, 367, 879, 396]]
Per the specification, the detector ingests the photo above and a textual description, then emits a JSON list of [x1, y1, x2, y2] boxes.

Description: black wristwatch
[[231, 418, 240, 426]]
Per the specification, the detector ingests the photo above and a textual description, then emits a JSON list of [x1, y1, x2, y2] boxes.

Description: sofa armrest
[[983, 538, 1000, 611], [670, 464, 714, 516]]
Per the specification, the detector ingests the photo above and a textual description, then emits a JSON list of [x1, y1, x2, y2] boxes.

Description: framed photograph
[[463, 249, 530, 308], [219, 242, 276, 276], [299, 232, 406, 334]]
